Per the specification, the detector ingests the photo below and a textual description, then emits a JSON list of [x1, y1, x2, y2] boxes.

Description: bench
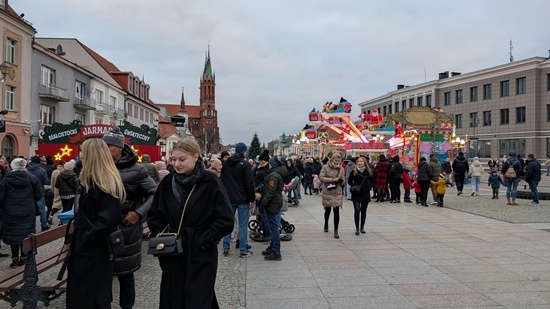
[[0, 224, 73, 308]]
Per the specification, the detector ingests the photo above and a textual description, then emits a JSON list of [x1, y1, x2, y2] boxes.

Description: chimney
[[451, 72, 461, 77], [438, 71, 449, 80], [397, 84, 405, 90]]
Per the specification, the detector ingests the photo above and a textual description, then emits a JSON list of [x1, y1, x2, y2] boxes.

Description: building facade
[[359, 56, 550, 159]]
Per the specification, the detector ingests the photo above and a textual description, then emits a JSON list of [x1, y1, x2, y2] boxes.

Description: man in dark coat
[[103, 127, 157, 309], [501, 151, 522, 205], [524, 154, 541, 206], [27, 155, 50, 231], [451, 151, 469, 195], [388, 155, 403, 203]]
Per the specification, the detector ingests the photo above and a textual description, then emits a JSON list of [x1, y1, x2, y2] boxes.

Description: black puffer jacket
[[259, 165, 288, 214], [55, 170, 79, 196], [416, 161, 433, 182], [220, 153, 255, 204], [0, 171, 44, 245], [452, 155, 469, 175], [114, 144, 158, 275]]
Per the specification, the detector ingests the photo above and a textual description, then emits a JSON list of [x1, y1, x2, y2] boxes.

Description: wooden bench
[[0, 224, 73, 308]]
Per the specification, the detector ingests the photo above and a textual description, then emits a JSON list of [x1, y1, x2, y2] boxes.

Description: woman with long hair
[[66, 138, 125, 308], [319, 152, 346, 238], [373, 154, 390, 202], [147, 138, 234, 308], [348, 156, 373, 235]]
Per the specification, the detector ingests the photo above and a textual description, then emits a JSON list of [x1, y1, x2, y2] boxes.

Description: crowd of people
[[0, 130, 546, 308]]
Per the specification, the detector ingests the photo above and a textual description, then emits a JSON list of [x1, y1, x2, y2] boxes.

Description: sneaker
[[471, 192, 475, 196], [530, 202, 540, 206], [235, 240, 252, 250], [222, 251, 229, 257], [239, 251, 253, 258], [261, 247, 273, 256], [41, 226, 50, 232], [47, 216, 53, 225], [458, 191, 462, 196], [264, 252, 282, 261], [429, 201, 437, 205]]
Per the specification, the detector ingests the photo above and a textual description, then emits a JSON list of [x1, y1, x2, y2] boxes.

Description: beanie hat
[[419, 157, 426, 162], [220, 151, 230, 159], [439, 174, 445, 179], [11, 158, 27, 171], [458, 151, 464, 156], [102, 126, 125, 148], [31, 155, 41, 164], [40, 156, 47, 164], [269, 156, 283, 168], [235, 142, 247, 154], [259, 150, 270, 161], [64, 160, 75, 171], [508, 151, 516, 157]]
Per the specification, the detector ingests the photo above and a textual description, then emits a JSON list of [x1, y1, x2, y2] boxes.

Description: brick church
[[157, 48, 221, 154]]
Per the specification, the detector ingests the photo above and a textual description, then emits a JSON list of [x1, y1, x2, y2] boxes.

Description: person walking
[[54, 160, 80, 213], [388, 155, 403, 203], [344, 156, 355, 199], [442, 158, 453, 186], [373, 154, 389, 202], [319, 152, 345, 238], [0, 158, 44, 267], [416, 157, 433, 207], [428, 154, 442, 205], [348, 156, 372, 235], [501, 151, 522, 205], [48, 160, 65, 224], [451, 151, 469, 195], [488, 170, 504, 199], [141, 154, 159, 183], [524, 154, 541, 206], [147, 139, 234, 308], [66, 138, 125, 309], [303, 158, 315, 195], [220, 142, 255, 258], [155, 160, 170, 182], [468, 157, 484, 196], [102, 127, 158, 309], [27, 155, 51, 231]]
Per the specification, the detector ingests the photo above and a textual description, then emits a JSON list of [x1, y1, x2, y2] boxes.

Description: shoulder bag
[[350, 174, 367, 194], [148, 184, 196, 257], [80, 209, 125, 261]]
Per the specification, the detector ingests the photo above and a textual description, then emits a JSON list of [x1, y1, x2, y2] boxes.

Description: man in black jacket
[[103, 127, 157, 309], [525, 154, 541, 206], [220, 142, 255, 258], [451, 152, 469, 195]]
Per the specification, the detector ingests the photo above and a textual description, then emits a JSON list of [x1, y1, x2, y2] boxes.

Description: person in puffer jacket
[[102, 127, 157, 309], [468, 157, 484, 196], [155, 160, 170, 182]]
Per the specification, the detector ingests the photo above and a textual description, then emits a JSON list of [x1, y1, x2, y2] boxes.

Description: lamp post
[[470, 118, 480, 157]]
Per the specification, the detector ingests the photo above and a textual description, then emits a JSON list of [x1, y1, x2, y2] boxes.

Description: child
[[313, 174, 321, 195], [430, 174, 446, 207], [413, 174, 421, 204], [402, 169, 413, 203], [488, 170, 504, 199]]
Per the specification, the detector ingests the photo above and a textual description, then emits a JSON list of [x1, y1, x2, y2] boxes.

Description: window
[[75, 81, 85, 100], [149, 112, 154, 124], [516, 106, 526, 123], [500, 108, 509, 125], [1, 135, 14, 158], [140, 108, 144, 120], [483, 111, 491, 126], [501, 80, 509, 97], [40, 105, 55, 125], [417, 97, 423, 106], [192, 121, 199, 130], [444, 92, 451, 106], [5, 86, 15, 111], [547, 74, 550, 91], [455, 114, 462, 128], [128, 103, 133, 117], [383, 106, 387, 116], [75, 113, 85, 124], [388, 104, 392, 114], [516, 77, 526, 94], [483, 84, 492, 100], [469, 112, 478, 127], [145, 111, 149, 123], [426, 95, 431, 107], [6, 38, 16, 64], [95, 89, 103, 105], [95, 118, 103, 124], [394, 102, 399, 113], [409, 98, 414, 109], [41, 65, 55, 85], [401, 100, 406, 110], [470, 87, 478, 102], [134, 106, 138, 118], [547, 105, 550, 122], [455, 89, 462, 104], [110, 95, 116, 107]]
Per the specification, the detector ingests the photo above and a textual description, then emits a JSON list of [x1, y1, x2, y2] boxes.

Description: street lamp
[[0, 62, 11, 82], [470, 118, 480, 157]]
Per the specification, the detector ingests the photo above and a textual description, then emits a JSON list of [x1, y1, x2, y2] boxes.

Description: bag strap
[[170, 184, 196, 236]]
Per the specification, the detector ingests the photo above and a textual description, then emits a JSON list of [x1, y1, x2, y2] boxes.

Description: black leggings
[[10, 245, 23, 257], [352, 201, 368, 229], [324, 207, 340, 230]]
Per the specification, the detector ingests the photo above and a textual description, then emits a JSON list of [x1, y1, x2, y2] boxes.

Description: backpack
[[505, 160, 518, 179]]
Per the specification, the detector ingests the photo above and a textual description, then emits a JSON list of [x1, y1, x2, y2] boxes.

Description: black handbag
[[148, 184, 196, 257], [325, 182, 337, 190], [350, 174, 367, 194], [81, 211, 125, 261]]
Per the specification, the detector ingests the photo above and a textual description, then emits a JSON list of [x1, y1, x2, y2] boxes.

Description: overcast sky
[[12, 0, 550, 146]]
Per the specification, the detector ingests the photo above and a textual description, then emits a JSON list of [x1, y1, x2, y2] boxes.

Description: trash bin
[[58, 209, 74, 225]]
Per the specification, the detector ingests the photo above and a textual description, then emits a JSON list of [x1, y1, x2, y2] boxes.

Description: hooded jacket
[[452, 155, 469, 175], [220, 153, 255, 204], [428, 157, 442, 181], [259, 165, 288, 214], [468, 159, 484, 177], [525, 159, 541, 182], [55, 170, 79, 196], [141, 155, 159, 182], [27, 162, 50, 187]]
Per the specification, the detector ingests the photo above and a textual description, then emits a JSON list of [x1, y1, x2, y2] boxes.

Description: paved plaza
[[2, 174, 550, 308]]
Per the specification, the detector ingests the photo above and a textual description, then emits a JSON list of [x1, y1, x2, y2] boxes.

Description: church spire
[[179, 87, 186, 112], [202, 45, 213, 77]]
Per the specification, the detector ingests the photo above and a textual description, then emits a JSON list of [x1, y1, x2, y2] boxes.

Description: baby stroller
[[283, 176, 301, 206], [248, 192, 295, 242]]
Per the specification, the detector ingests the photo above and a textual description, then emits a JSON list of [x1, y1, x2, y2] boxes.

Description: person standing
[[344, 156, 355, 200], [220, 142, 255, 258], [155, 160, 170, 182], [373, 154, 389, 202], [48, 160, 65, 224], [451, 151, 469, 195], [416, 157, 432, 207], [319, 152, 345, 238], [259, 155, 288, 261], [428, 154, 442, 205], [524, 154, 541, 206], [141, 154, 159, 183], [0, 158, 43, 267], [488, 170, 504, 199], [501, 151, 522, 206], [102, 127, 157, 309], [347, 156, 372, 235], [27, 155, 50, 231], [147, 139, 234, 308], [303, 158, 315, 195], [66, 138, 124, 308], [442, 158, 452, 186], [431, 174, 447, 207], [388, 155, 403, 203], [402, 168, 413, 203], [468, 157, 484, 196], [54, 160, 80, 213]]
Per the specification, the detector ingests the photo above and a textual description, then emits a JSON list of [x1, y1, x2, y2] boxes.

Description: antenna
[[509, 40, 514, 63]]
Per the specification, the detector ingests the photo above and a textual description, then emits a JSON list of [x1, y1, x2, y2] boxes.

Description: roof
[[157, 104, 202, 119], [158, 122, 179, 139]]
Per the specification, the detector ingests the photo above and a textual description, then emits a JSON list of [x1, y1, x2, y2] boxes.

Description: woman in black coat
[[347, 156, 372, 235], [0, 158, 43, 267], [416, 157, 433, 207], [148, 139, 234, 309], [66, 138, 125, 309]]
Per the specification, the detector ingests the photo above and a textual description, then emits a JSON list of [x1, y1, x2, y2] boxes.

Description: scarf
[[172, 159, 206, 203], [357, 166, 366, 173]]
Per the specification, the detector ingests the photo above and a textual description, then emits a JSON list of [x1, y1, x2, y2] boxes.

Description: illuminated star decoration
[[60, 145, 73, 157], [54, 153, 63, 161], [130, 145, 142, 163]]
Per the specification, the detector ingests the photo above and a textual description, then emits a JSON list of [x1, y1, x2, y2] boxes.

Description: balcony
[[95, 104, 113, 115], [73, 96, 96, 110], [39, 84, 70, 102]]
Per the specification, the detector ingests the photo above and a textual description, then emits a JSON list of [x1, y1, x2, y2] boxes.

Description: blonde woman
[[147, 139, 234, 308], [66, 138, 125, 309], [319, 152, 346, 238]]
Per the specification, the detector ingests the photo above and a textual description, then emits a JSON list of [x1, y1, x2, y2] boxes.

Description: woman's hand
[[332, 178, 338, 182]]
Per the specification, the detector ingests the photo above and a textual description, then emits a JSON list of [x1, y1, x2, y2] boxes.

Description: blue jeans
[[38, 197, 48, 228], [223, 203, 250, 253], [265, 211, 281, 253], [117, 273, 135, 309], [470, 176, 481, 193], [506, 178, 520, 200], [529, 180, 540, 203]]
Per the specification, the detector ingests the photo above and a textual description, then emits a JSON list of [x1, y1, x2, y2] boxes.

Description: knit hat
[[102, 126, 125, 148], [269, 156, 283, 168], [235, 142, 247, 154], [458, 151, 464, 156], [64, 161, 75, 171], [40, 156, 47, 164], [220, 151, 230, 159], [258, 150, 270, 162], [439, 174, 445, 179], [508, 151, 516, 157], [11, 158, 27, 171], [30, 155, 41, 164]]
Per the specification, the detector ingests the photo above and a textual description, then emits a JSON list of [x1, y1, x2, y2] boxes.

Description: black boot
[[355, 228, 359, 235], [334, 230, 339, 239], [324, 223, 328, 233], [10, 257, 19, 268]]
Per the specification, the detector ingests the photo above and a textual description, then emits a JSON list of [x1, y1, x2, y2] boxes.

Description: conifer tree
[[248, 133, 262, 160]]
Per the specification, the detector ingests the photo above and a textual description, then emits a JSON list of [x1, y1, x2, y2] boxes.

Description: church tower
[[199, 46, 220, 154]]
